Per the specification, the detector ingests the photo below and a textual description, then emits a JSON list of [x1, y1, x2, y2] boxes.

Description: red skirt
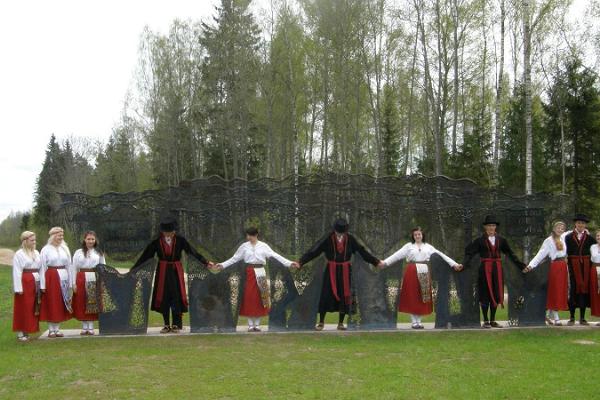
[[239, 267, 270, 317], [591, 264, 600, 317], [12, 271, 40, 333], [398, 263, 433, 315], [72, 271, 98, 321], [40, 269, 71, 323], [546, 260, 569, 311]]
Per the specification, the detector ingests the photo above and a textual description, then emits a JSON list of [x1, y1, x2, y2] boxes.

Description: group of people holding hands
[[11, 213, 600, 341]]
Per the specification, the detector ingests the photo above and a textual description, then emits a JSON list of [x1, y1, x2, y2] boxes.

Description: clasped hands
[[522, 265, 533, 274]]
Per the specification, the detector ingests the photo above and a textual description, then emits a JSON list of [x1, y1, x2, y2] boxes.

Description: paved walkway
[[37, 320, 599, 340]]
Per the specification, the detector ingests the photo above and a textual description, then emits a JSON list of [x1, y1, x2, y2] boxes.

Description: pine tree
[[201, 0, 262, 180], [33, 134, 63, 227], [381, 84, 401, 176], [544, 58, 600, 212]]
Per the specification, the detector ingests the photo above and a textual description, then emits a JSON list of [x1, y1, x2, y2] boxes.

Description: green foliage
[[544, 57, 600, 214], [381, 84, 401, 176], [201, 0, 263, 180], [32, 135, 62, 227], [0, 258, 598, 399], [499, 85, 549, 193], [22, 2, 600, 228], [32, 135, 92, 228], [92, 128, 139, 194], [0, 212, 26, 247]]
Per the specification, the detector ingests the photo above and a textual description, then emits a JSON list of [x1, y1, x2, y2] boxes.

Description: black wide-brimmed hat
[[482, 215, 500, 226], [573, 213, 590, 223], [159, 216, 178, 232], [333, 218, 349, 233]]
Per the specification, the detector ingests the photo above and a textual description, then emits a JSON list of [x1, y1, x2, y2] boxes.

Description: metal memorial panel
[[285, 260, 326, 330], [96, 259, 155, 335], [187, 260, 245, 333], [505, 259, 549, 327], [350, 253, 403, 330], [432, 254, 480, 328]]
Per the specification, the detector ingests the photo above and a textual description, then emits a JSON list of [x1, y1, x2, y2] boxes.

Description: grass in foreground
[[1, 267, 600, 399]]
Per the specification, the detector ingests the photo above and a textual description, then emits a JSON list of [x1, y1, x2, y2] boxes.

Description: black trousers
[[159, 267, 184, 328], [319, 265, 352, 314], [162, 308, 182, 328], [568, 265, 590, 319]]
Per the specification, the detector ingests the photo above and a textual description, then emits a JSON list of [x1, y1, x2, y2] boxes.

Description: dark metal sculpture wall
[[60, 173, 570, 333]]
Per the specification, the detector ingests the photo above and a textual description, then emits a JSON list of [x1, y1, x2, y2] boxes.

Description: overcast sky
[[0, 0, 229, 222], [0, 0, 590, 223]]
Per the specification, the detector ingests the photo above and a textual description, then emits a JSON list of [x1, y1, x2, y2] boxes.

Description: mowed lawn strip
[[1, 330, 600, 399], [1, 266, 599, 399]]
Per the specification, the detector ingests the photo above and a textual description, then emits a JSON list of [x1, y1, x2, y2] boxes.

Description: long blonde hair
[[551, 221, 566, 251], [47, 226, 71, 258], [20, 231, 37, 260]]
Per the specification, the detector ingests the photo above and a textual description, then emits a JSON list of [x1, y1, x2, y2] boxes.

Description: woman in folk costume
[[523, 221, 569, 326], [379, 227, 463, 329], [39, 227, 73, 338], [299, 218, 382, 331], [215, 227, 299, 332], [589, 231, 600, 326], [12, 231, 42, 341], [463, 215, 526, 328], [133, 217, 214, 334], [71, 231, 105, 335], [563, 214, 596, 326]]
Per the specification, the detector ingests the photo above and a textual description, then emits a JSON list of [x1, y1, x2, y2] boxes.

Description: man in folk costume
[[215, 227, 300, 332], [299, 218, 382, 331], [564, 213, 596, 326], [463, 215, 526, 328], [133, 217, 214, 333]]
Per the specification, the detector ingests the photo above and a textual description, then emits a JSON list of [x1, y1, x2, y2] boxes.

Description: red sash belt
[[154, 261, 187, 309], [569, 255, 590, 294], [482, 258, 503, 308], [327, 261, 352, 305]]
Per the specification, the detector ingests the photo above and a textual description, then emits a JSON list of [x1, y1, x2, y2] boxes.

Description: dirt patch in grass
[[70, 379, 104, 387], [0, 248, 15, 266], [572, 339, 596, 345]]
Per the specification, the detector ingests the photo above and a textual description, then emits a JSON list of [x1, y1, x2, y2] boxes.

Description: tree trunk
[[493, 0, 506, 187], [560, 110, 566, 194], [523, 0, 533, 195], [416, 0, 441, 175], [404, 21, 420, 176], [451, 0, 459, 156]]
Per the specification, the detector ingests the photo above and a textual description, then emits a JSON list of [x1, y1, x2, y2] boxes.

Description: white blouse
[[591, 244, 600, 264], [72, 248, 106, 270], [12, 249, 41, 293], [383, 242, 458, 267], [39, 244, 72, 290], [529, 236, 568, 268], [221, 240, 293, 269]]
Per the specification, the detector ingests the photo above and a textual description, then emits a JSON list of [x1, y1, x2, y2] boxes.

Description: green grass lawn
[[1, 265, 600, 399]]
